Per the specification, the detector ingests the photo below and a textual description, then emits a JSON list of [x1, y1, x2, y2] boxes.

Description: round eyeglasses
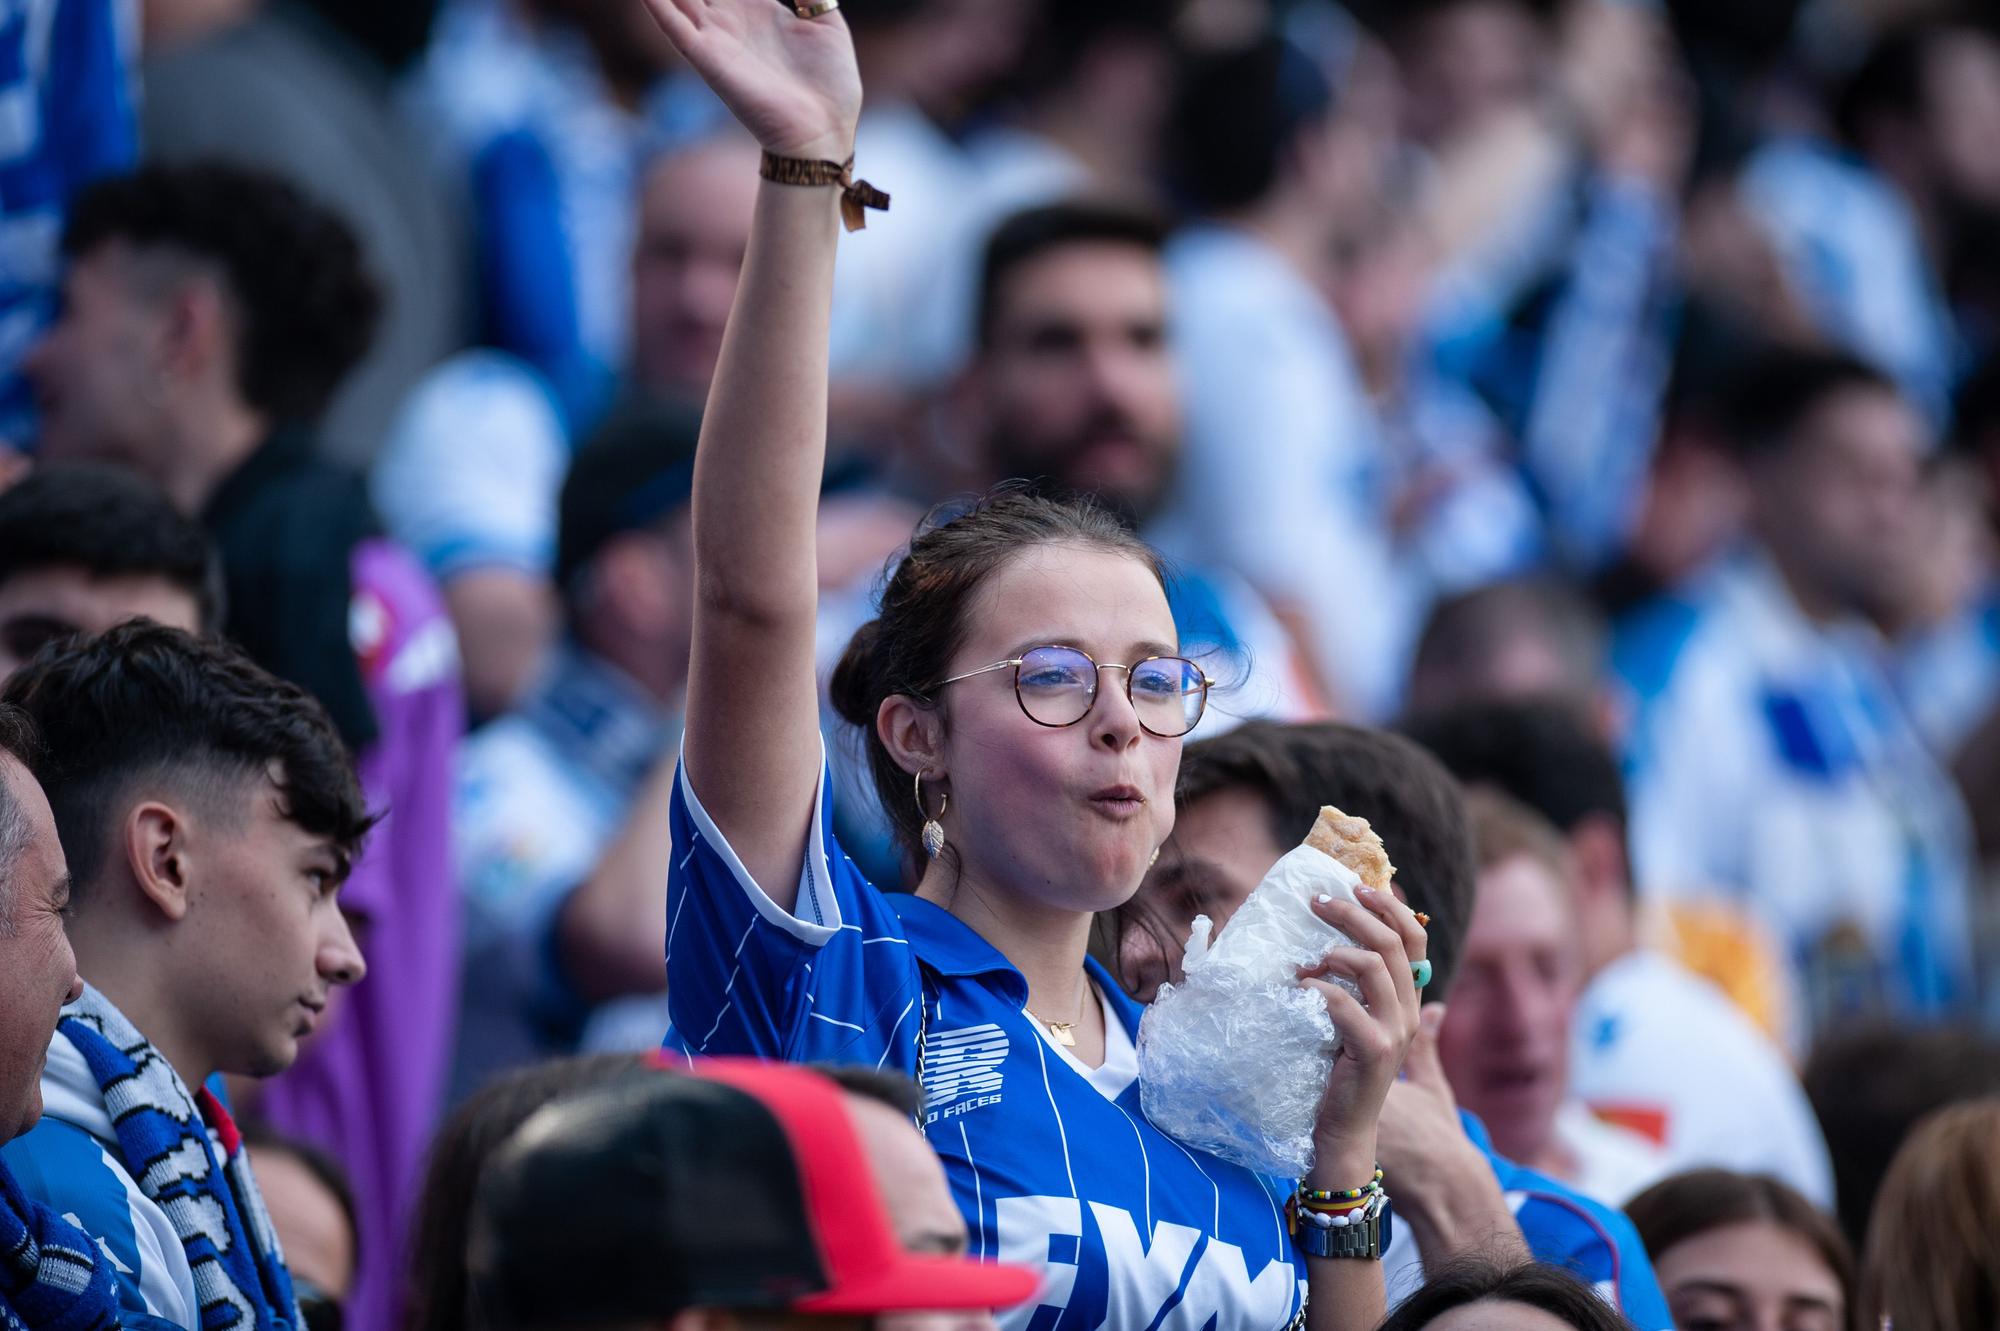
[[931, 644, 1212, 738]]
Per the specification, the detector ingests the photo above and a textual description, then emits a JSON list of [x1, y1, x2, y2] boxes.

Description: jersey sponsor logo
[[921, 1023, 1008, 1122], [994, 1194, 1301, 1331]]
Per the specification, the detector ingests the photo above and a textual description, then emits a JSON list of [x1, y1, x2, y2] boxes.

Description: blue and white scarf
[[0, 1162, 116, 1331], [57, 985, 300, 1331]]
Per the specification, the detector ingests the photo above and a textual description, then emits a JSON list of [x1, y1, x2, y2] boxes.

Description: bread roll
[[1302, 806, 1395, 894]]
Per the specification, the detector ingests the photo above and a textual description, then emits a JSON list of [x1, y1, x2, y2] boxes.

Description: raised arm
[[639, 0, 861, 905]]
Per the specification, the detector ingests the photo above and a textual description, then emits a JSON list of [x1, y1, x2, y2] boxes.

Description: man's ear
[[158, 275, 232, 388], [1569, 813, 1629, 908], [126, 800, 193, 923], [877, 693, 945, 784]]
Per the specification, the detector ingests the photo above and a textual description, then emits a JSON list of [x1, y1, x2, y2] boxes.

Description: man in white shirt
[[1405, 697, 1836, 1206], [1151, 23, 1410, 720], [1612, 349, 1976, 1033]]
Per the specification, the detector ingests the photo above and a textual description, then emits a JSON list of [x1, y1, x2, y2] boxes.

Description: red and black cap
[[468, 1057, 1038, 1326]]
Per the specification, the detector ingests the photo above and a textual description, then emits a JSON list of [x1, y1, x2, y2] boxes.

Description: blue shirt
[[0, 0, 137, 442], [1445, 1115, 1671, 1331], [664, 751, 1310, 1331]]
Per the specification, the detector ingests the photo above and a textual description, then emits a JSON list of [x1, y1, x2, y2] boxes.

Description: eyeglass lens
[[1014, 645, 1206, 736]]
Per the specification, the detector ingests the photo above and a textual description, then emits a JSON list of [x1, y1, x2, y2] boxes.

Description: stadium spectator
[[1626, 1169, 1852, 1331], [466, 1059, 1037, 1331], [1115, 720, 1671, 1324], [1858, 1098, 2000, 1331], [27, 161, 466, 1331], [142, 0, 466, 465], [1403, 699, 1834, 1203], [372, 126, 760, 719], [1445, 789, 1670, 1206], [449, 409, 696, 1094], [0, 624, 369, 1330], [0, 702, 120, 1331], [0, 464, 219, 681], [1614, 347, 1976, 1033], [1156, 22, 1407, 719], [1374, 1258, 1638, 1331], [1802, 1023, 2000, 1248], [1404, 580, 1611, 728]]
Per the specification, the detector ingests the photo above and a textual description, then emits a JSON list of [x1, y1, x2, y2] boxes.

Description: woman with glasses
[[639, 2, 1426, 1327]]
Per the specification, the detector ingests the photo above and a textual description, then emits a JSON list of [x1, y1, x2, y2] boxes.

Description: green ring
[[1411, 958, 1434, 990]]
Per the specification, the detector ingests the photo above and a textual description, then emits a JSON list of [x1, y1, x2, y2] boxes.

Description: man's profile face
[[0, 567, 204, 682], [1434, 853, 1580, 1166], [842, 1095, 996, 1331], [977, 242, 1179, 524], [1121, 786, 1287, 1003], [25, 244, 177, 474], [0, 754, 82, 1142], [183, 768, 366, 1078]]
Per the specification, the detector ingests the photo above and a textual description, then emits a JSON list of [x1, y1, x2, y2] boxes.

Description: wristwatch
[[1294, 1190, 1391, 1260]]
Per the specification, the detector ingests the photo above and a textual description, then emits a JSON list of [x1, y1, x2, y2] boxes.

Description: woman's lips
[[1088, 785, 1147, 818]]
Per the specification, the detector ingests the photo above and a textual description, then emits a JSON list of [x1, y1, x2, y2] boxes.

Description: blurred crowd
[[2, 0, 2000, 1328]]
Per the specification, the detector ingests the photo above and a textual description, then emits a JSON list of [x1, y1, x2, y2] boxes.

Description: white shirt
[[1555, 1100, 1671, 1209], [1571, 949, 1834, 1206], [1618, 550, 1976, 1034], [1157, 224, 1410, 720]]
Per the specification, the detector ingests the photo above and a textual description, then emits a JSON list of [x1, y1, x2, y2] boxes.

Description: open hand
[[639, 0, 862, 160], [1297, 885, 1426, 1185]]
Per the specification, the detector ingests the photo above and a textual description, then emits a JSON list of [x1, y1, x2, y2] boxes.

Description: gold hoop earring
[[914, 769, 948, 860], [1148, 846, 1160, 870]]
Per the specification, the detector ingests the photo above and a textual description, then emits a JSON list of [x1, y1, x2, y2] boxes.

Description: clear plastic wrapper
[[1136, 843, 1364, 1177]]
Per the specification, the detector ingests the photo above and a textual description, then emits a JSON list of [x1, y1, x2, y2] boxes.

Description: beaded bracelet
[[1298, 1167, 1384, 1205]]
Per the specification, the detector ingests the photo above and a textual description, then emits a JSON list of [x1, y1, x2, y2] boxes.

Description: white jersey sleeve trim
[[676, 738, 843, 947]]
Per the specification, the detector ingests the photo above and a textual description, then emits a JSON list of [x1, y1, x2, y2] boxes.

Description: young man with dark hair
[[26, 161, 464, 1331], [1614, 346, 1975, 1035], [0, 623, 370, 1331], [1114, 719, 1671, 1329], [955, 199, 1318, 722], [0, 463, 219, 679]]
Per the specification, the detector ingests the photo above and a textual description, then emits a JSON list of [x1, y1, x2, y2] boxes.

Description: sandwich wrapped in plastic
[[1137, 808, 1395, 1177]]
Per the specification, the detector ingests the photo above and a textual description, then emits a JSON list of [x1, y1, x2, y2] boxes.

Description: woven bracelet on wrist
[[759, 150, 891, 231]]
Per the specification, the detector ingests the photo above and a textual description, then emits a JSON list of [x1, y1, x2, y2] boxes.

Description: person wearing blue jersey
[[638, 2, 1428, 1328], [1113, 720, 1673, 1328], [0, 705, 118, 1331]]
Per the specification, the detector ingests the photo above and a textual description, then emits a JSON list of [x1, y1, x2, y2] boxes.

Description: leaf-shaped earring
[[915, 769, 948, 860]]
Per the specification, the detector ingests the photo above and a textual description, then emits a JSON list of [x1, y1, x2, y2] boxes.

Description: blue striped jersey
[[663, 747, 1310, 1331]]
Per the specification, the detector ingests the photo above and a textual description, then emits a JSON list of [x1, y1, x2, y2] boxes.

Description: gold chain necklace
[[1026, 990, 1088, 1048]]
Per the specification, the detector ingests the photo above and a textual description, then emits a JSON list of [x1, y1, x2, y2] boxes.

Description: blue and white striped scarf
[[57, 985, 300, 1331], [0, 1162, 116, 1331]]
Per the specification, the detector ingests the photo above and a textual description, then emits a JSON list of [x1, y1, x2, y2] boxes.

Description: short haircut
[[1172, 720, 1475, 1003], [0, 621, 374, 896], [975, 200, 1168, 349], [1375, 1256, 1637, 1331], [0, 703, 39, 930], [1406, 578, 1607, 713], [1803, 1024, 2000, 1247], [1167, 34, 1336, 214], [63, 162, 382, 422], [1400, 698, 1631, 899], [0, 464, 223, 632], [1464, 786, 1574, 892], [1626, 1169, 1854, 1317], [1721, 346, 1900, 461]]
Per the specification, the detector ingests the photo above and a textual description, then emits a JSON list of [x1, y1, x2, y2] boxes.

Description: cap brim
[[794, 1253, 1041, 1315]]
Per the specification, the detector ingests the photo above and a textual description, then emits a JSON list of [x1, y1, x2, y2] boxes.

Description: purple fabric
[[256, 538, 463, 1331]]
